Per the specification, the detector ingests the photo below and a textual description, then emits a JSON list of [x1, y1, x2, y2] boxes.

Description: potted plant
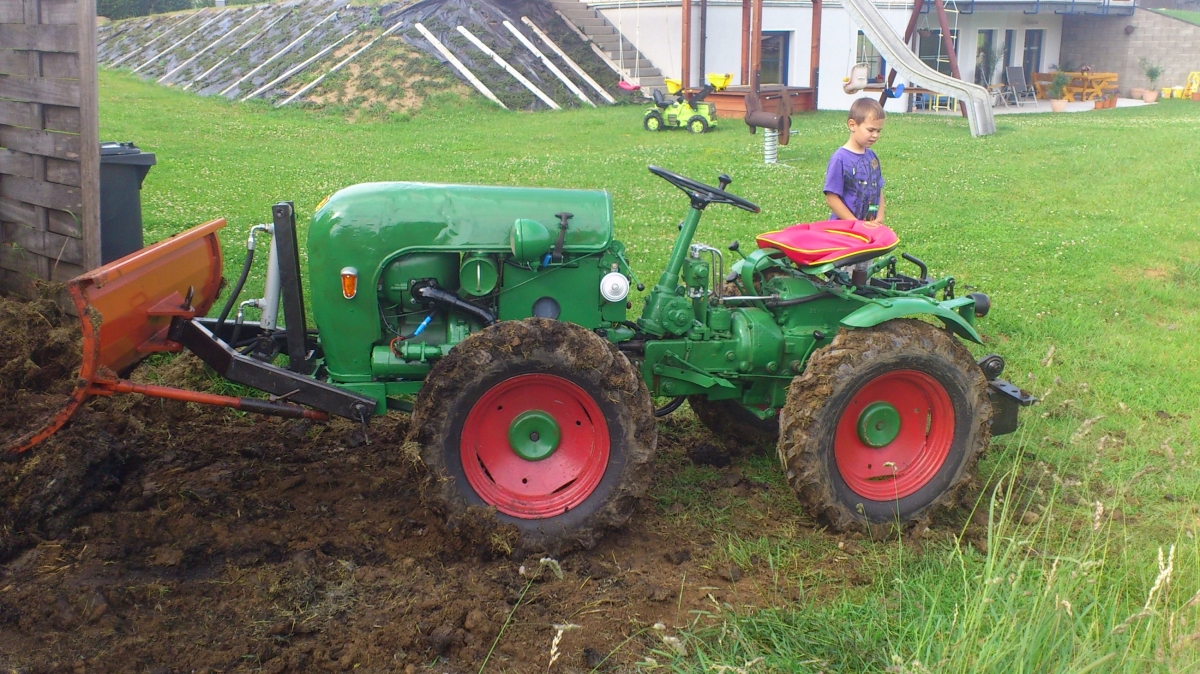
[[1047, 72, 1071, 112], [1140, 58, 1162, 102]]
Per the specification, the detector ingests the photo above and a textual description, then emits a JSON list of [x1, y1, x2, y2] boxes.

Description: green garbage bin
[[99, 141, 156, 264]]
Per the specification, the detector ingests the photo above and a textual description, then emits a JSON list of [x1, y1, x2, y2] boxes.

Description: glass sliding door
[[975, 29, 996, 85], [761, 32, 790, 85], [1022, 29, 1044, 76]]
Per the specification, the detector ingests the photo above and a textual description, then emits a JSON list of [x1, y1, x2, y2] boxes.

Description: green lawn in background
[[100, 70, 1200, 672]]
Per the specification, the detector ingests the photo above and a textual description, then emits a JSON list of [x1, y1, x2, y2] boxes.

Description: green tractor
[[15, 167, 1031, 554], [644, 83, 720, 133]]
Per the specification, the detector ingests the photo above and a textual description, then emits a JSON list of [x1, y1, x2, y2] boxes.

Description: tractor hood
[[309, 182, 614, 257], [308, 182, 614, 381]]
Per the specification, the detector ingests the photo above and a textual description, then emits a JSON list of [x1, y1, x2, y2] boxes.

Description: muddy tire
[[408, 318, 657, 554], [687, 396, 778, 453], [778, 320, 990, 531]]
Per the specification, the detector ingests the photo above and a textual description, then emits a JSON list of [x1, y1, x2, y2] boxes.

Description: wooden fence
[[0, 0, 99, 299]]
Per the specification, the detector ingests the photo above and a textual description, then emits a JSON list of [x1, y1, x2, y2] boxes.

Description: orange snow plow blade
[[4, 219, 227, 455]]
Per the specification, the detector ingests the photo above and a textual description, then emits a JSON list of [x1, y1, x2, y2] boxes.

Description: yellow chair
[[930, 94, 957, 111], [665, 78, 682, 95]]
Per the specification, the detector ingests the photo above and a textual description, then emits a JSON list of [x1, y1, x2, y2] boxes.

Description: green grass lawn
[[100, 70, 1200, 672]]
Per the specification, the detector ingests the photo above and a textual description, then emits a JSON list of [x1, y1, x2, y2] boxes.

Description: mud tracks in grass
[[0, 296, 984, 672]]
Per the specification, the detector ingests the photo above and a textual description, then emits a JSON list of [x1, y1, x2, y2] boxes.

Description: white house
[[582, 0, 1133, 110]]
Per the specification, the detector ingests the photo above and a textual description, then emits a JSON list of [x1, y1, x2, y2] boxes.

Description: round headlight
[[600, 271, 630, 303]]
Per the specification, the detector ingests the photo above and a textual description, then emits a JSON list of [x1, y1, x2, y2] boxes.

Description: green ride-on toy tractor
[[17, 166, 1033, 556], [644, 80, 720, 134]]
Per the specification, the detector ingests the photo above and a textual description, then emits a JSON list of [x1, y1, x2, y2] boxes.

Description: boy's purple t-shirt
[[823, 147, 884, 221]]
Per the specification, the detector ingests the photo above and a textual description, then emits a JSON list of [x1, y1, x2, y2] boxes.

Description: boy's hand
[[825, 192, 856, 221]]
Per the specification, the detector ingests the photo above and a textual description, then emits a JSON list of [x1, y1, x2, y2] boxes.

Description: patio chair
[[1002, 66, 1038, 107]]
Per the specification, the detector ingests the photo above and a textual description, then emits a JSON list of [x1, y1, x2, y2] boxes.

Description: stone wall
[[1061, 8, 1200, 95]]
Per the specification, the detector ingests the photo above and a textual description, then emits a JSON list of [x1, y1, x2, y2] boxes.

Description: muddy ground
[[0, 293, 942, 673]]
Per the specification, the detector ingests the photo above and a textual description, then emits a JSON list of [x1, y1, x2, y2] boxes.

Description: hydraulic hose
[[215, 247, 254, 338], [654, 396, 686, 417]]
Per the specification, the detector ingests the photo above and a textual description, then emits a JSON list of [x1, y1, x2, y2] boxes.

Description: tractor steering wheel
[[648, 165, 761, 213]]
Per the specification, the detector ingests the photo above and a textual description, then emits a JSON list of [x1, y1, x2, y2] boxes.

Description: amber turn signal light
[[340, 267, 358, 299]]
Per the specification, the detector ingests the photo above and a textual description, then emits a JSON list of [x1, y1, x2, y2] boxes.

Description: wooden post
[[78, 0, 99, 272], [0, 0, 100, 298], [932, 0, 967, 116], [751, 0, 763, 91], [740, 0, 750, 85], [879, 0, 924, 105], [810, 0, 821, 103], [698, 0, 707, 82], [932, 0, 961, 80], [681, 0, 691, 88]]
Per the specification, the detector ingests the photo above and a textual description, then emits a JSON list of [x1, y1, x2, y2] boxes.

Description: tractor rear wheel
[[777, 320, 990, 532], [408, 318, 657, 554], [687, 396, 778, 453], [644, 111, 665, 131]]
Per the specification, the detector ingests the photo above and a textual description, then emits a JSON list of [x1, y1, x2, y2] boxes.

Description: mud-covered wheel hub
[[834, 371, 954, 500], [461, 373, 610, 518]]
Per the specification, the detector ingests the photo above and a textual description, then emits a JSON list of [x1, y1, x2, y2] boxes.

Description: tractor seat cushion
[[756, 220, 899, 267]]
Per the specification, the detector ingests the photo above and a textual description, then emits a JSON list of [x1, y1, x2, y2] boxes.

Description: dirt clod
[[665, 548, 692, 565], [688, 442, 731, 468]]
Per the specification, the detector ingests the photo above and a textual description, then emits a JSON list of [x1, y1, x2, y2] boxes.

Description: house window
[[918, 29, 958, 76], [1023, 29, 1044, 75], [857, 31, 887, 82], [761, 32, 790, 85], [975, 29, 996, 85]]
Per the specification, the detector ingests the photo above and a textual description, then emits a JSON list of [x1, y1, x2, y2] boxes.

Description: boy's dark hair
[[848, 98, 886, 124]]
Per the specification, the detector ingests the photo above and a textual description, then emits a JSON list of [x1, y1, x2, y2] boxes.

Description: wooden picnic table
[[1034, 71, 1119, 101]]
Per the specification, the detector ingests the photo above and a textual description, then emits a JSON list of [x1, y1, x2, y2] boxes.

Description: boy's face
[[848, 114, 885, 150]]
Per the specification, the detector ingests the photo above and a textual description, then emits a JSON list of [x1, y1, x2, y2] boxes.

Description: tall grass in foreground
[[669, 440, 1200, 673]]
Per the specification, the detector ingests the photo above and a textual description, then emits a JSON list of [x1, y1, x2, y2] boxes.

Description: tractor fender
[[839, 296, 983, 344], [735, 248, 780, 295]]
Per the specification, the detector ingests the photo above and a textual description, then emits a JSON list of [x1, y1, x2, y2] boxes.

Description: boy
[[824, 98, 886, 223]]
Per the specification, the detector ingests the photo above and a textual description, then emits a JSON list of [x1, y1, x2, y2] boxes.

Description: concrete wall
[[1060, 9, 1200, 94]]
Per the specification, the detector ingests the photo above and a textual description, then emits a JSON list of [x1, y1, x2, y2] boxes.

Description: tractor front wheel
[[777, 320, 990, 531], [644, 111, 665, 131], [408, 319, 657, 554], [687, 115, 709, 134]]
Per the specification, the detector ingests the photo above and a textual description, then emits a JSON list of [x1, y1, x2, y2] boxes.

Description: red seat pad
[[755, 220, 900, 266]]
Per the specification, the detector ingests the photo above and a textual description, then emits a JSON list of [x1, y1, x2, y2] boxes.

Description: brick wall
[[1060, 9, 1200, 95]]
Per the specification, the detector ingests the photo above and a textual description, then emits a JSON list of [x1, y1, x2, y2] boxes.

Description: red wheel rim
[[833, 370, 954, 501], [460, 374, 610, 519]]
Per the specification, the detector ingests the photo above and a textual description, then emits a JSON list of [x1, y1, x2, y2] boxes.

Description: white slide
[[841, 0, 996, 137]]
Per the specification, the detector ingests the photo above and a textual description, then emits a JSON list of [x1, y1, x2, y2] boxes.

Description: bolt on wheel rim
[[461, 373, 609, 519], [833, 370, 955, 501]]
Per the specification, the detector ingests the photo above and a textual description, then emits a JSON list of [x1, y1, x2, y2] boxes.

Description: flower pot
[[1143, 89, 1159, 103], [1131, 87, 1145, 98], [1050, 98, 1069, 112]]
